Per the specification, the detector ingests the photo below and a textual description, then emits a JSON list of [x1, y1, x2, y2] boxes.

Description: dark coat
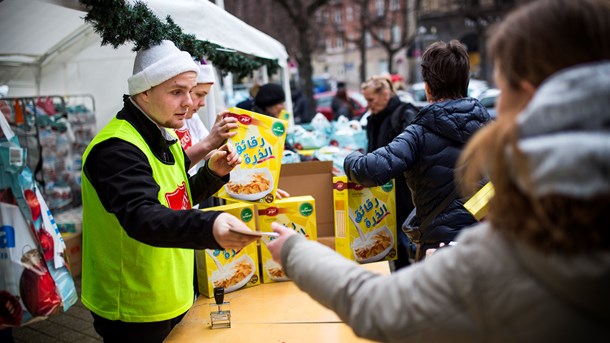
[[365, 95, 418, 226], [345, 97, 491, 245]]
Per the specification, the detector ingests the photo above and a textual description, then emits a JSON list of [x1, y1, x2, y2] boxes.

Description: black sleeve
[[83, 138, 223, 250], [188, 161, 229, 204]]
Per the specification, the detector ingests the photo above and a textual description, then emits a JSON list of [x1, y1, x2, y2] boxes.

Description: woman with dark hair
[[265, 0, 610, 341]]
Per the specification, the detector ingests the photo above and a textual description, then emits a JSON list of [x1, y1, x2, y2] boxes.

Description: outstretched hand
[[212, 213, 259, 250], [266, 222, 297, 265], [208, 142, 241, 177]]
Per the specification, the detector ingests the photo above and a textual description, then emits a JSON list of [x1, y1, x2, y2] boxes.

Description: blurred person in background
[[266, 0, 610, 341], [331, 81, 358, 120], [359, 75, 420, 270], [252, 83, 285, 118], [291, 81, 311, 124], [235, 83, 259, 111]]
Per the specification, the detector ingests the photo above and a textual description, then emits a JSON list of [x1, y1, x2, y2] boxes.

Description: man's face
[[267, 102, 285, 118], [186, 83, 213, 119], [141, 71, 197, 129], [362, 88, 390, 115]]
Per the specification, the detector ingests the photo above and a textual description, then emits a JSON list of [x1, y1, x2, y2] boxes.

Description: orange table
[[164, 262, 390, 342]]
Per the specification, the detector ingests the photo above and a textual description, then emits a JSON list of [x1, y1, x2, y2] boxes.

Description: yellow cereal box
[[257, 196, 317, 283], [216, 107, 287, 205], [196, 203, 260, 298], [333, 176, 397, 263], [464, 182, 494, 221]]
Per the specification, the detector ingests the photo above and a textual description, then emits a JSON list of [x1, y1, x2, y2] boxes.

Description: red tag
[[165, 182, 191, 210], [174, 128, 193, 150], [227, 113, 252, 125]]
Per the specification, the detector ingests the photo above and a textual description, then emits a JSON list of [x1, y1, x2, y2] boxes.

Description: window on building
[[376, 0, 385, 16], [334, 9, 343, 24], [392, 25, 401, 44], [325, 38, 332, 52], [365, 32, 373, 47], [337, 37, 344, 49], [390, 0, 400, 11], [379, 60, 389, 74], [346, 6, 353, 21]]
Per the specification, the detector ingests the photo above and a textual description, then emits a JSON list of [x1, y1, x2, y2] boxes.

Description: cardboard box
[[216, 107, 288, 206], [61, 232, 82, 277], [278, 161, 335, 248], [196, 203, 261, 297], [333, 176, 397, 264], [257, 196, 317, 283]]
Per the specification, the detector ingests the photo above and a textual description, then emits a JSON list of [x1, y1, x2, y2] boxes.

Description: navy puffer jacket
[[344, 97, 491, 245]]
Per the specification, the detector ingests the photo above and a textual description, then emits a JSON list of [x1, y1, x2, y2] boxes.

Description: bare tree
[[366, 0, 421, 75], [271, 0, 330, 119]]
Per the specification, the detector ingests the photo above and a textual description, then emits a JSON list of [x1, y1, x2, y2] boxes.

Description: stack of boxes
[[196, 108, 400, 298]]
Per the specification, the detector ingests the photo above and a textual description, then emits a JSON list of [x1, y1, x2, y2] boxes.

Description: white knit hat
[[197, 64, 216, 84], [128, 40, 199, 95]]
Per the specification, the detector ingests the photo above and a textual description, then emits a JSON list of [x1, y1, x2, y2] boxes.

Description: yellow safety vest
[[81, 117, 194, 322]]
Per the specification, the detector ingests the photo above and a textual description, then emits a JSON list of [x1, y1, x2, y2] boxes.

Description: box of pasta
[[333, 176, 397, 263], [195, 202, 260, 298], [215, 107, 288, 206], [257, 196, 317, 283]]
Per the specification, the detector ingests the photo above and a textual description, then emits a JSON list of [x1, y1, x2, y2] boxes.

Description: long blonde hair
[[457, 0, 610, 254]]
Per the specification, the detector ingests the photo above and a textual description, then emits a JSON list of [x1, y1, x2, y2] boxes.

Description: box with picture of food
[[216, 107, 288, 205], [195, 202, 260, 298], [333, 176, 397, 263], [257, 196, 317, 283]]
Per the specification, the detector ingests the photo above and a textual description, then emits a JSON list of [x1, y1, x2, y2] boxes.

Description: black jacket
[[365, 96, 418, 226], [83, 95, 228, 250], [345, 97, 491, 244]]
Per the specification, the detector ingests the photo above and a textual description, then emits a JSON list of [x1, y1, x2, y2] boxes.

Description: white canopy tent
[[0, 0, 292, 131]]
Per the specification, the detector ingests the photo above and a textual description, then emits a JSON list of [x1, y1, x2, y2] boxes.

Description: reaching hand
[[212, 213, 259, 250], [275, 188, 290, 199], [208, 142, 241, 177], [266, 222, 297, 264], [208, 111, 238, 148]]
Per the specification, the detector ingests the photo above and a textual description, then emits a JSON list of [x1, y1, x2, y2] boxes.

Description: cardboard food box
[[61, 231, 82, 277], [464, 182, 495, 221], [277, 160, 335, 250], [333, 176, 397, 263], [196, 203, 260, 298], [257, 196, 317, 283], [216, 107, 288, 206]]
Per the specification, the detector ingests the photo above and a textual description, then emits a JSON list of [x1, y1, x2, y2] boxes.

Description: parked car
[[314, 90, 368, 121], [478, 88, 500, 118], [407, 79, 490, 109]]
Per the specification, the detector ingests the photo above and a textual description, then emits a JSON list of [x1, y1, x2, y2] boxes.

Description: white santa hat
[[128, 40, 199, 95], [197, 64, 216, 84]]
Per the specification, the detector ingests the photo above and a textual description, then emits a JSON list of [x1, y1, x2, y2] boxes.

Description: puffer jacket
[[344, 97, 491, 245]]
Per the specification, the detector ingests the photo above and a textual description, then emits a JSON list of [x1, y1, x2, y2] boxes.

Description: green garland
[[79, 0, 280, 78]]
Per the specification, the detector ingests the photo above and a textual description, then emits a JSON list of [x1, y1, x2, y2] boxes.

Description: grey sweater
[[280, 62, 610, 342]]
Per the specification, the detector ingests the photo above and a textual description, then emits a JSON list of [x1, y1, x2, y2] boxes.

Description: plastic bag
[[1, 110, 77, 329]]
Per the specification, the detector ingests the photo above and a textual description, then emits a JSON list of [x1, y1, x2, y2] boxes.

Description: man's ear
[[424, 82, 432, 103]]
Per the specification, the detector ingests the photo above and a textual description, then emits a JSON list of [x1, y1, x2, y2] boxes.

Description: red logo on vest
[[175, 128, 192, 150], [165, 182, 191, 210]]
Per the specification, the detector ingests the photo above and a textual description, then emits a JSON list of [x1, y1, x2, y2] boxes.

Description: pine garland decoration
[[79, 0, 280, 78]]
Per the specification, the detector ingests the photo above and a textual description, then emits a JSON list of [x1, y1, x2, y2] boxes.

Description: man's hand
[[208, 111, 238, 148], [212, 213, 259, 250], [208, 142, 241, 177]]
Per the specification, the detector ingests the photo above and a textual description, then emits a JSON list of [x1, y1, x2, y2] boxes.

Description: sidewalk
[[11, 276, 102, 343]]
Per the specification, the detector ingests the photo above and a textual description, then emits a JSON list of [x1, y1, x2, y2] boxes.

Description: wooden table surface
[[164, 261, 390, 342]]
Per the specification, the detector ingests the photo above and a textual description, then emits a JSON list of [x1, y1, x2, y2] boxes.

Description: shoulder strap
[[420, 188, 457, 231]]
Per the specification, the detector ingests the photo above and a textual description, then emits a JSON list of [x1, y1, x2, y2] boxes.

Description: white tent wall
[[0, 0, 292, 133]]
